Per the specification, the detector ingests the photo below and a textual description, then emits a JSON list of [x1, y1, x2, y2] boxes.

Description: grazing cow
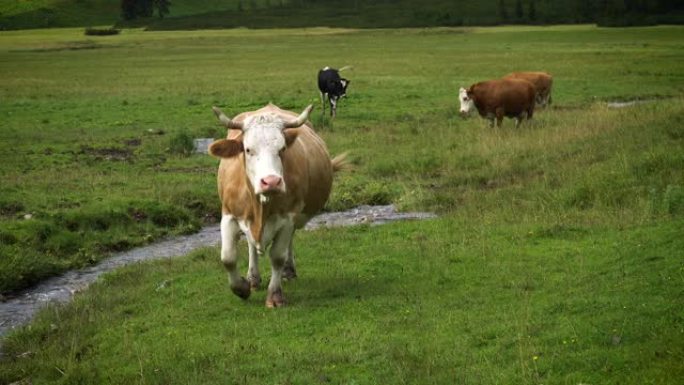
[[317, 66, 351, 117], [459, 78, 536, 128], [504, 71, 553, 107], [209, 103, 345, 307]]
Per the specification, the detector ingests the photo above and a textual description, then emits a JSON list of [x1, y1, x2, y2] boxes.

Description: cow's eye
[[245, 148, 253, 155]]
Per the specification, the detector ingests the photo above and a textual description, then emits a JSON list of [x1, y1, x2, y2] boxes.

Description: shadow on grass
[[286, 272, 388, 309]]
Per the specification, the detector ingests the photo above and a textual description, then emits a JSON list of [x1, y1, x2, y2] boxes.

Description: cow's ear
[[283, 128, 300, 147], [209, 139, 243, 158]]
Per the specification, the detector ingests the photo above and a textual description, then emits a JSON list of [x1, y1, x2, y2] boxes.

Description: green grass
[[1, 24, 683, 291], [1, 219, 682, 383], [0, 25, 683, 383]]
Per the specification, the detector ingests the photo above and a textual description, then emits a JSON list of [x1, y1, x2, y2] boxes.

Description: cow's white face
[[210, 105, 310, 200], [241, 114, 290, 196], [339, 79, 349, 97], [459, 87, 475, 116]]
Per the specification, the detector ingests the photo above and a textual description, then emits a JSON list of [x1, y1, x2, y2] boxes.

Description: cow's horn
[[283, 105, 313, 128], [212, 106, 244, 130]]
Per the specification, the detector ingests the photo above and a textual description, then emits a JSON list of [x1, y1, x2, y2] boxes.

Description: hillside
[[1, 0, 682, 30], [0, 0, 263, 30]]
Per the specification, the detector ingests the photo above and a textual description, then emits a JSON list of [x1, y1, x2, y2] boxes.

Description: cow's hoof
[[265, 288, 286, 308], [247, 275, 262, 291], [230, 278, 251, 300], [282, 265, 297, 281]]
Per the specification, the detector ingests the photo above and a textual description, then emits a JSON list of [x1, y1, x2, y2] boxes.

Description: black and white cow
[[317, 66, 351, 118]]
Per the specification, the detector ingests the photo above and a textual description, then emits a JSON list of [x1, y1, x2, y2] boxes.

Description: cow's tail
[[331, 152, 349, 173], [338, 65, 353, 72]]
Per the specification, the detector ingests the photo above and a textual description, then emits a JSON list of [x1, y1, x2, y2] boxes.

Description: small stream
[[606, 100, 652, 108], [0, 205, 436, 338]]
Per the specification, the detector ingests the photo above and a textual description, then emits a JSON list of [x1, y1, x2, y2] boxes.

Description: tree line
[[121, 0, 171, 20], [488, 0, 682, 25], [119, 0, 684, 26]]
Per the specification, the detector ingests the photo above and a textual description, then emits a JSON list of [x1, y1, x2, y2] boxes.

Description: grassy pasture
[[2, 25, 684, 293], [3, 219, 683, 384], [0, 25, 683, 383]]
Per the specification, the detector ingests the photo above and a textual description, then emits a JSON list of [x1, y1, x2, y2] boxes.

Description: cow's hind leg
[[246, 242, 262, 290], [493, 107, 506, 127], [515, 111, 529, 128], [220, 215, 251, 299], [283, 233, 297, 280], [496, 114, 504, 128], [266, 222, 295, 308], [484, 112, 495, 128], [320, 92, 326, 115]]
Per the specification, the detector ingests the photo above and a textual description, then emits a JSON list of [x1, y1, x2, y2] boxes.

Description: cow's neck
[[249, 198, 265, 244], [248, 195, 279, 245]]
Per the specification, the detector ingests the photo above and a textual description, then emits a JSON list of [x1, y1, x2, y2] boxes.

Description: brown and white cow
[[458, 78, 536, 127], [208, 103, 345, 307], [503, 71, 553, 107]]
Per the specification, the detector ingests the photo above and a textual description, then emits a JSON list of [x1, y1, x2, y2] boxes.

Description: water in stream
[[0, 205, 435, 338]]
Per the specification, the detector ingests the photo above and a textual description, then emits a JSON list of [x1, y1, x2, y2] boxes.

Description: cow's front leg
[[266, 222, 295, 308], [246, 242, 262, 290], [283, 230, 297, 280], [220, 214, 251, 299], [330, 97, 337, 118], [495, 108, 504, 127]]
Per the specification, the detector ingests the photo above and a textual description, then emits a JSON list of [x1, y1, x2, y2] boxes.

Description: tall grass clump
[[168, 131, 195, 156], [83, 27, 120, 36]]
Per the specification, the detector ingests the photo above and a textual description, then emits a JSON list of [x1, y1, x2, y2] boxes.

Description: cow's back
[[279, 106, 333, 225], [318, 68, 338, 91], [471, 78, 535, 116], [317, 70, 327, 91], [504, 72, 552, 94]]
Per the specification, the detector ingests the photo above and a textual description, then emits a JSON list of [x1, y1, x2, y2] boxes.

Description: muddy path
[[0, 205, 436, 338]]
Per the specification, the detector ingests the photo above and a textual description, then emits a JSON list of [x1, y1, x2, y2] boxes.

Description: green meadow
[[1, 25, 683, 383]]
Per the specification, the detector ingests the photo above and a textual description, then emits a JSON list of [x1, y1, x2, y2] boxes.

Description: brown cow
[[504, 71, 553, 107], [458, 78, 536, 127], [208, 103, 345, 307]]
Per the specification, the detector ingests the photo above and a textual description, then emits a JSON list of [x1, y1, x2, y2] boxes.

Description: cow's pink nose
[[260, 175, 282, 191]]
